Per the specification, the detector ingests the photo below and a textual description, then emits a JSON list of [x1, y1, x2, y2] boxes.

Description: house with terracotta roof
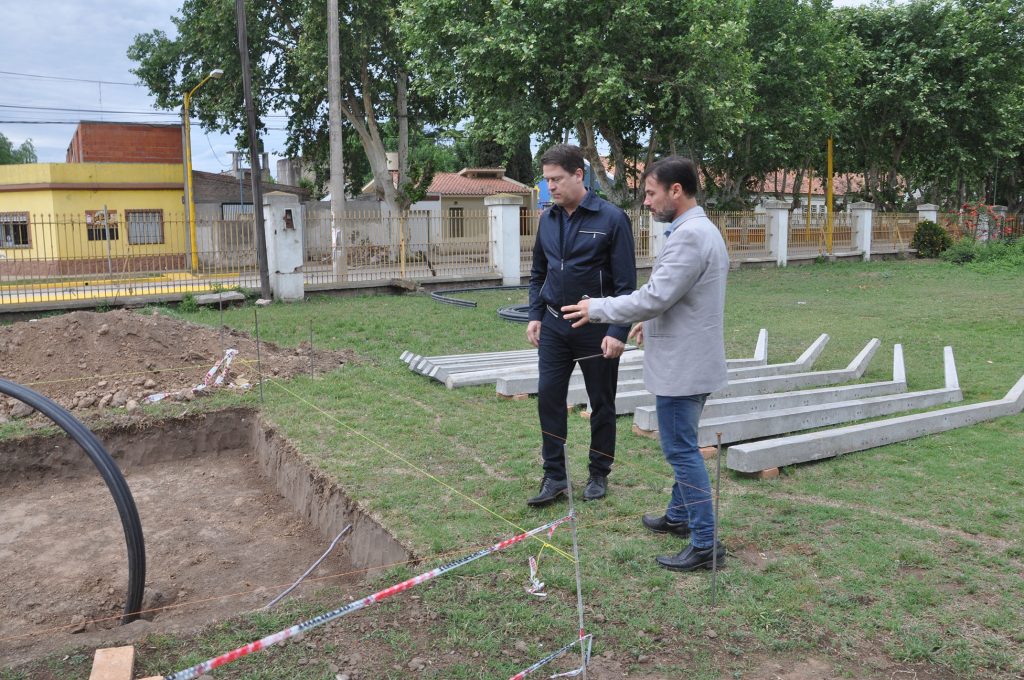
[[750, 171, 866, 213]]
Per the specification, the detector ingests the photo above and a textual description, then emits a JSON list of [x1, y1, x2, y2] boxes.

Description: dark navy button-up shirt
[[528, 191, 637, 341]]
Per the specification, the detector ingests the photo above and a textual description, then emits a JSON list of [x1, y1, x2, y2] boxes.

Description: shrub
[[910, 220, 952, 258], [940, 238, 978, 265], [178, 293, 199, 313]]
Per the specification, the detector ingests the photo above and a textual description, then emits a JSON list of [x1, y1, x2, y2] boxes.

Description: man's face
[[643, 176, 680, 223], [543, 164, 585, 207]]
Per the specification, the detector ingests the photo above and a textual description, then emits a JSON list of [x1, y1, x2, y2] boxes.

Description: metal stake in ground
[[254, 306, 264, 403], [711, 431, 723, 606], [218, 298, 225, 352], [309, 319, 314, 379], [561, 445, 589, 680]]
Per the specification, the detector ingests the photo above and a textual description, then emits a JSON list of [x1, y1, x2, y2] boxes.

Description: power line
[[0, 69, 141, 86]]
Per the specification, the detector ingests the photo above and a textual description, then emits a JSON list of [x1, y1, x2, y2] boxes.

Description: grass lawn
[[4, 259, 1022, 679]]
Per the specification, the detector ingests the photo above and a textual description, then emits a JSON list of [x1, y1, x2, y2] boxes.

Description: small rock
[[10, 402, 35, 419], [98, 394, 113, 409], [144, 378, 156, 389], [78, 362, 87, 370], [126, 400, 139, 413], [112, 390, 129, 408], [69, 615, 87, 633], [297, 658, 309, 666], [514, 641, 529, 653], [336, 675, 350, 680], [706, 629, 718, 639], [79, 395, 97, 409], [637, 655, 649, 663], [97, 380, 108, 389], [593, 612, 606, 623], [407, 657, 427, 671], [98, 324, 110, 336]]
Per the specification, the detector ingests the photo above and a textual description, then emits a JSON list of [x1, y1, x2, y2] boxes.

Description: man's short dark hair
[[540, 144, 586, 175], [644, 156, 698, 197]]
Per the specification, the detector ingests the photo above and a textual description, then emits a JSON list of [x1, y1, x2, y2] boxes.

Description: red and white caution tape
[[164, 514, 573, 680], [509, 634, 593, 680]]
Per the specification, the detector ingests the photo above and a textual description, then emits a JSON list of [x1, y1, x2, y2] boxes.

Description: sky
[[0, 0, 288, 174], [1, 0, 871, 175]]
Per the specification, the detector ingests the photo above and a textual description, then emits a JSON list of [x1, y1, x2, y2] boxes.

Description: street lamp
[[182, 68, 224, 273]]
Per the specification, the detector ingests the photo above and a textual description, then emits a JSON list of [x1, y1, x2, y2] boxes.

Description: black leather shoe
[[526, 477, 568, 507], [641, 513, 690, 538], [655, 543, 726, 572], [582, 475, 607, 501]]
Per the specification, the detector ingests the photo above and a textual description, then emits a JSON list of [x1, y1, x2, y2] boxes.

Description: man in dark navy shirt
[[525, 144, 637, 506]]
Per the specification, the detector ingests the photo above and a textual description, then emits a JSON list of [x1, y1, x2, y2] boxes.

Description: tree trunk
[[396, 69, 410, 209]]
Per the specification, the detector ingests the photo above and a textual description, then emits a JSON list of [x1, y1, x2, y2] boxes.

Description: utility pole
[[327, 0, 347, 280], [236, 0, 271, 299]]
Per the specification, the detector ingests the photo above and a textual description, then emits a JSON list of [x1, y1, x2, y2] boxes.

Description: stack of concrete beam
[[493, 329, 772, 398], [404, 328, 768, 391], [727, 355, 1024, 474]]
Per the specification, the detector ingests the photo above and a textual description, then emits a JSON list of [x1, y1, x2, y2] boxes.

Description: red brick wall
[[66, 123, 183, 164]]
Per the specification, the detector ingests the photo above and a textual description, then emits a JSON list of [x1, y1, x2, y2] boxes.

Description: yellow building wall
[[0, 163, 186, 262]]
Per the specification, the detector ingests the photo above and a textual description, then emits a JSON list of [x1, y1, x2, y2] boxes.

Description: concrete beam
[[602, 338, 881, 415], [634, 343, 905, 430], [726, 362, 1023, 473], [726, 333, 828, 379]]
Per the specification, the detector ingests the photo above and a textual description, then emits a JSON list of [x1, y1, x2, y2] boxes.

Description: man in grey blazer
[[561, 156, 729, 572]]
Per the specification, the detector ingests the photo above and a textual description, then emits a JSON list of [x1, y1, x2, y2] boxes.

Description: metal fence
[[787, 211, 855, 256], [0, 211, 262, 306], [708, 211, 771, 259], [872, 212, 918, 252], [303, 207, 495, 285], [940, 210, 1021, 242]]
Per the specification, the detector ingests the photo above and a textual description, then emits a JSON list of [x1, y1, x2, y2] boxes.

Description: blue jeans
[[656, 394, 714, 548]]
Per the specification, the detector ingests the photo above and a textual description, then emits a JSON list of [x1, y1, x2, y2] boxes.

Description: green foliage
[[0, 133, 36, 164], [941, 237, 979, 264], [178, 293, 199, 313], [910, 220, 953, 257]]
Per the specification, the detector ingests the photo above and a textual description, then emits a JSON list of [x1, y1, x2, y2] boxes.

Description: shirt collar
[[664, 205, 706, 236], [551, 190, 599, 217]]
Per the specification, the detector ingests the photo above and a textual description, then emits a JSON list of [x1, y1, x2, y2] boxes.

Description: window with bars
[[85, 210, 119, 241], [0, 212, 30, 248], [126, 209, 165, 245]]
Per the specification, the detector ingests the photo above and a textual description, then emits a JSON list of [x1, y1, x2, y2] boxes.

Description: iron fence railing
[[707, 211, 771, 259], [787, 211, 855, 255], [872, 212, 918, 252]]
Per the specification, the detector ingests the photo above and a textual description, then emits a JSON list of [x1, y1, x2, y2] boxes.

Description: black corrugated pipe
[[430, 285, 530, 308], [0, 378, 146, 624]]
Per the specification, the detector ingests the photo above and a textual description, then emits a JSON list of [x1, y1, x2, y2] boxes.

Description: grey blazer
[[588, 206, 729, 397]]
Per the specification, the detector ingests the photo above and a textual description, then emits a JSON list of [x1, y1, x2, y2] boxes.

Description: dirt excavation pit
[[0, 408, 411, 667]]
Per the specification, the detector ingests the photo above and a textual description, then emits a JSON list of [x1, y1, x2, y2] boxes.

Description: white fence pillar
[[263, 191, 305, 300], [762, 199, 789, 266], [850, 201, 874, 261], [916, 203, 939, 225], [652, 218, 669, 257], [485, 193, 524, 286]]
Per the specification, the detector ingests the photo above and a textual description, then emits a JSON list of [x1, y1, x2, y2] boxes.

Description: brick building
[[65, 121, 183, 164]]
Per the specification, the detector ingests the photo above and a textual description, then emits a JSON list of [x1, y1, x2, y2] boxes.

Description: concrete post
[[850, 201, 874, 261], [916, 203, 939, 224], [263, 191, 305, 300], [485, 193, 524, 286], [992, 205, 1008, 239], [762, 200, 789, 266]]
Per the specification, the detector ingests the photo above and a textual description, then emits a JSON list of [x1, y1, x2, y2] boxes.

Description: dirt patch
[[0, 309, 354, 419], [0, 409, 409, 669]]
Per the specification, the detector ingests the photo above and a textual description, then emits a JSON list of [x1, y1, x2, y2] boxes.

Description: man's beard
[[651, 206, 676, 223]]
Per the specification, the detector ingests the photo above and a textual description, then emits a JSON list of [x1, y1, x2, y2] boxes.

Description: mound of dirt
[[0, 309, 353, 420]]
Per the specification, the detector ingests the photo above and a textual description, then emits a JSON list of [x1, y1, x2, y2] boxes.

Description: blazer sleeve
[[603, 209, 638, 341], [589, 225, 704, 326]]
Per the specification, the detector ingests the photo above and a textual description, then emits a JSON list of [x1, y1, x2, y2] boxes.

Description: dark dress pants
[[537, 314, 620, 481]]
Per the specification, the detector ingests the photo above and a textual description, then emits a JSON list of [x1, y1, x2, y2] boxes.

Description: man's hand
[[561, 299, 591, 328], [628, 322, 644, 346], [601, 336, 625, 359], [526, 320, 542, 348]]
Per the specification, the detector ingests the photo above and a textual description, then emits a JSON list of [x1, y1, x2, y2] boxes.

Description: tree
[[128, 0, 447, 214], [402, 0, 754, 206], [0, 134, 37, 164]]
